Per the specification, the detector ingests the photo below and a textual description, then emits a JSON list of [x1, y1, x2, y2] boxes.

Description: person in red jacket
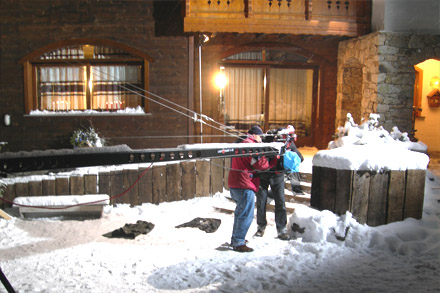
[[228, 125, 276, 252]]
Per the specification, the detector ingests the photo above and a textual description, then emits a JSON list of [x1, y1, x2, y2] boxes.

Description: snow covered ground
[[1, 155, 439, 292], [1, 115, 440, 293]]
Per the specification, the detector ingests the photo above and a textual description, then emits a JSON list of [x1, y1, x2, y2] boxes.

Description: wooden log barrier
[[1, 157, 227, 209], [311, 166, 426, 226]]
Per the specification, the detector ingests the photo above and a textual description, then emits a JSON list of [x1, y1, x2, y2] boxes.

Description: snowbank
[[314, 113, 430, 171]]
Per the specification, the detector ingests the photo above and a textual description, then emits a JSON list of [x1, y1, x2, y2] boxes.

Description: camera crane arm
[[0, 143, 280, 175]]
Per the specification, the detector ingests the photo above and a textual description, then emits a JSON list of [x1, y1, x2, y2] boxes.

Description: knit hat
[[248, 126, 264, 135]]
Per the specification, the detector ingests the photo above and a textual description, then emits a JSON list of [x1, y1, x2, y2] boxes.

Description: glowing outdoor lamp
[[214, 67, 227, 90], [430, 76, 440, 89], [214, 67, 227, 116]]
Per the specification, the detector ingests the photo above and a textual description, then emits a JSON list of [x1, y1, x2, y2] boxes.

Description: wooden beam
[[0, 209, 12, 220]]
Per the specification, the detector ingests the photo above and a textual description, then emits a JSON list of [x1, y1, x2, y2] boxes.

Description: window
[[221, 50, 317, 138], [21, 40, 152, 114]]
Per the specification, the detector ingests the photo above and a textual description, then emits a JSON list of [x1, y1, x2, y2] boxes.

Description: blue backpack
[[283, 150, 301, 173]]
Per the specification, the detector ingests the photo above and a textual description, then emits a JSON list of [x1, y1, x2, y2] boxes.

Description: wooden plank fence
[[0, 158, 229, 209], [311, 166, 426, 226]]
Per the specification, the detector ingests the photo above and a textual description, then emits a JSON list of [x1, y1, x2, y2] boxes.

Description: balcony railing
[[184, 0, 371, 37]]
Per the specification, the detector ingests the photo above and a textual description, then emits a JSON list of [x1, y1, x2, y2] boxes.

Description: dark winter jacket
[[228, 135, 276, 192]]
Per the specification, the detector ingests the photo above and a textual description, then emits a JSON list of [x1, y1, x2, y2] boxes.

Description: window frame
[[20, 38, 153, 114], [219, 49, 319, 138]]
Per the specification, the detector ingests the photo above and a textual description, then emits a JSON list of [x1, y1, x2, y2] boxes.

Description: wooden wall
[[0, 0, 192, 152], [1, 158, 230, 209]]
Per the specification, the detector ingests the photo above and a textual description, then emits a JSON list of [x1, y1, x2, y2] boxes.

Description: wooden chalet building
[[1, 0, 439, 153]]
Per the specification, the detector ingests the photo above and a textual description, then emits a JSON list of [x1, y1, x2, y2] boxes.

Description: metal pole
[[199, 44, 203, 143], [0, 267, 16, 293]]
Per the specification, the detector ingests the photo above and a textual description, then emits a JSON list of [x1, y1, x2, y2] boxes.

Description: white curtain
[[223, 67, 313, 135], [39, 66, 86, 110], [224, 67, 264, 126], [269, 68, 313, 132], [91, 65, 141, 110]]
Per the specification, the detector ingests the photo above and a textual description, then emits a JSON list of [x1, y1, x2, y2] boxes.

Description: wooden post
[[181, 161, 196, 200], [138, 166, 153, 204], [166, 163, 182, 202], [70, 176, 84, 195], [15, 182, 29, 197], [28, 181, 42, 196], [2, 185, 15, 208], [367, 171, 389, 226], [404, 169, 426, 220], [152, 165, 166, 204], [196, 160, 210, 197], [351, 170, 370, 224], [84, 174, 98, 194], [123, 169, 139, 206], [387, 170, 406, 223], [310, 165, 322, 209], [210, 158, 224, 195], [320, 167, 337, 211], [55, 177, 69, 195], [110, 171, 124, 205], [42, 179, 56, 195], [98, 172, 111, 198], [334, 169, 352, 215]]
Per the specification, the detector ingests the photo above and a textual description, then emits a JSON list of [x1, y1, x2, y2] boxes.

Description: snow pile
[[313, 113, 430, 171], [289, 205, 357, 243], [329, 113, 427, 152]]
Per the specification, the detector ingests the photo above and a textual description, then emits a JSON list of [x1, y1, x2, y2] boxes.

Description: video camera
[[263, 125, 297, 144]]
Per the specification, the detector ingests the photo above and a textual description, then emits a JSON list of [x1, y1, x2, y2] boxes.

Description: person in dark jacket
[[228, 125, 276, 252], [255, 126, 303, 240], [287, 132, 305, 195]]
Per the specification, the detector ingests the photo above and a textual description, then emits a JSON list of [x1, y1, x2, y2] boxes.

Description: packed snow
[[1, 171, 439, 292], [1, 114, 439, 293]]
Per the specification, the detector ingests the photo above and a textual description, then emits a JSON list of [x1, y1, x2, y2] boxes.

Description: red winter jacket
[[228, 136, 276, 192]]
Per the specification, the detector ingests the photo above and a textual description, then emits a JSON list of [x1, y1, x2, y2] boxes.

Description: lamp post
[[198, 34, 209, 143]]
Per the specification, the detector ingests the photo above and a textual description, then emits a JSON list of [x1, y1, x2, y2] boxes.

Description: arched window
[[20, 39, 153, 114]]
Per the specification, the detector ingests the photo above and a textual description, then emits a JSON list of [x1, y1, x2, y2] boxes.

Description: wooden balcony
[[184, 0, 371, 37]]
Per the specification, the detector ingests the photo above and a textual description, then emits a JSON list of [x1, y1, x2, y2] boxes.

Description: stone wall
[[337, 32, 440, 136], [337, 33, 380, 128]]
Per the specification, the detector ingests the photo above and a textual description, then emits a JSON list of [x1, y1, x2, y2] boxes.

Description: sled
[[13, 194, 110, 218]]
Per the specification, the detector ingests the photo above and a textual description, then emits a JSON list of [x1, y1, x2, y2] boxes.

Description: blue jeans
[[230, 188, 255, 247], [256, 172, 287, 234]]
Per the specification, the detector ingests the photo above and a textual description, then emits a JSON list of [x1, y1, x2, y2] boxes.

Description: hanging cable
[[46, 57, 248, 141]]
